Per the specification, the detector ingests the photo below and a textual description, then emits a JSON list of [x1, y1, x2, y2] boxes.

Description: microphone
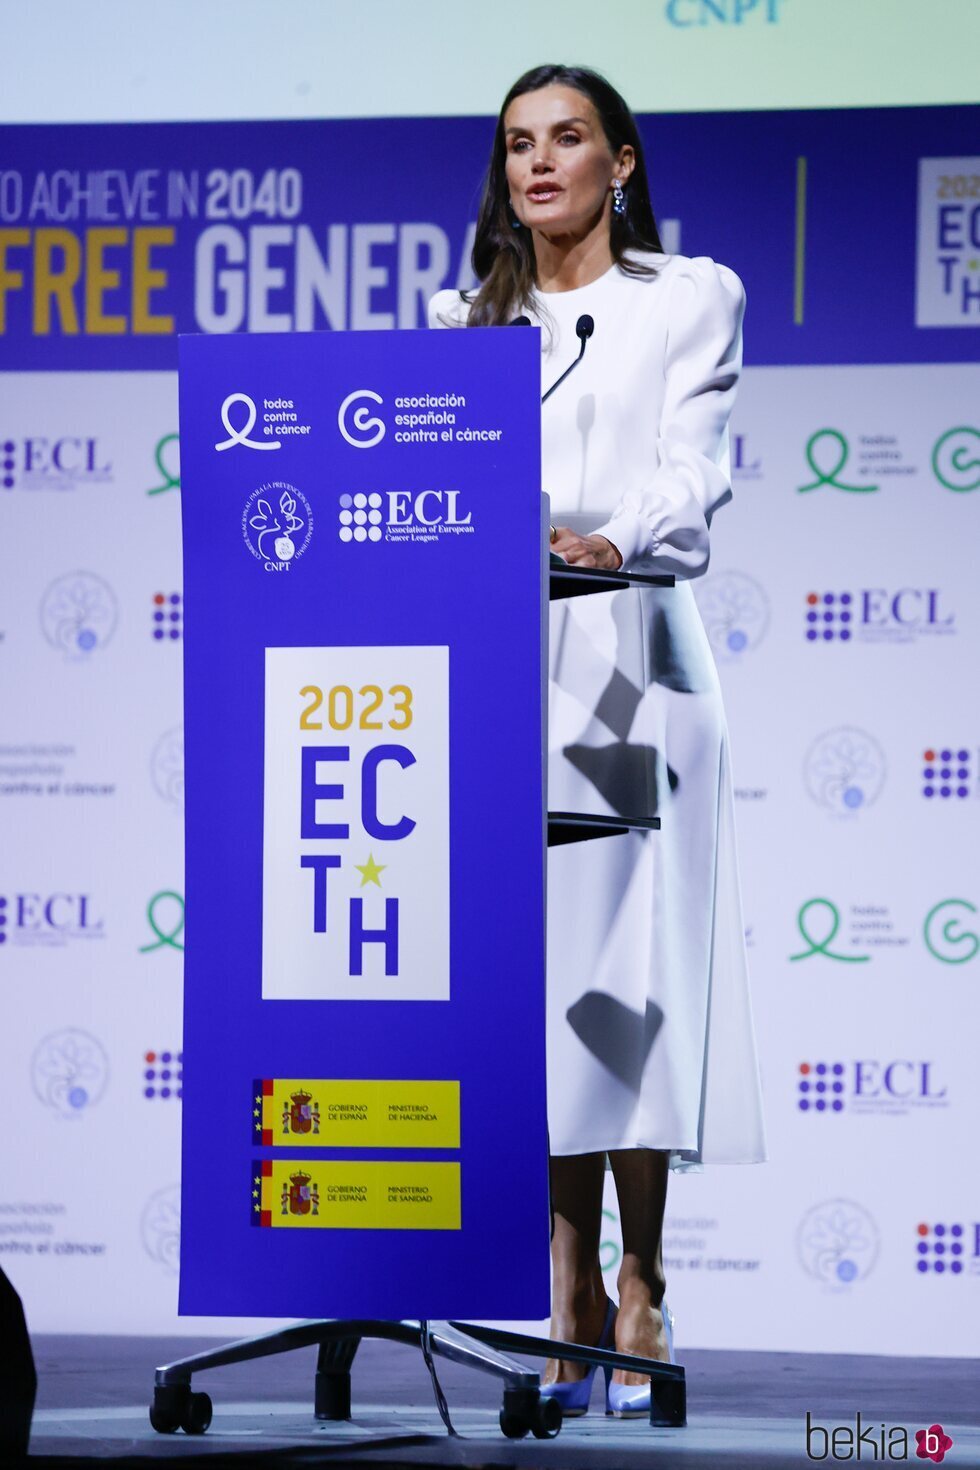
[[542, 315, 594, 404], [510, 314, 532, 326]]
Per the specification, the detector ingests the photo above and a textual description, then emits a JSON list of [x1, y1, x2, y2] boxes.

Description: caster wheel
[[532, 1396, 562, 1439], [150, 1384, 188, 1434], [149, 1405, 180, 1434], [499, 1409, 530, 1439], [180, 1391, 213, 1435]]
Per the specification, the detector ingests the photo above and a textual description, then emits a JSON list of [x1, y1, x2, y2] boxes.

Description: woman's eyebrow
[[505, 116, 591, 138]]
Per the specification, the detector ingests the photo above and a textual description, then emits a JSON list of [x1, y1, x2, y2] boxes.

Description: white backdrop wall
[[3, 357, 978, 1352]]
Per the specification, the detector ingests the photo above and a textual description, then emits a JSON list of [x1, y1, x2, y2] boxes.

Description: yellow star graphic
[[355, 853, 386, 887]]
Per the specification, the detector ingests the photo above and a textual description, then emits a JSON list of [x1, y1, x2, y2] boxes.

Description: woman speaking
[[430, 64, 765, 1418]]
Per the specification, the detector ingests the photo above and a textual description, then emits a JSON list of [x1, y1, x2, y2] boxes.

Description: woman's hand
[[551, 527, 623, 570]]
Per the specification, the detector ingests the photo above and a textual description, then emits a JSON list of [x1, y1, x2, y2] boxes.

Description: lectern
[[150, 326, 684, 1440]]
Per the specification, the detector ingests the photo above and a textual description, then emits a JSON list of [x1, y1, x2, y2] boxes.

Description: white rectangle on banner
[[263, 645, 449, 1001], [916, 157, 980, 327]]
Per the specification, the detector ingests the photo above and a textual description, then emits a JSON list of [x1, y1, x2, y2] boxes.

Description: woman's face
[[502, 85, 632, 238]]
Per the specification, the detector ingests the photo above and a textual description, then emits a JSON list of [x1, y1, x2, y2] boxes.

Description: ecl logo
[[861, 589, 952, 628], [0, 893, 103, 945], [24, 438, 106, 472], [854, 1062, 946, 1100], [797, 1059, 947, 1114], [732, 434, 761, 473], [388, 491, 471, 527], [3, 436, 111, 488]]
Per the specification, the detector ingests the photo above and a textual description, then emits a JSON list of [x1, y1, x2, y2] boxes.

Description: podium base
[[150, 1317, 685, 1440]]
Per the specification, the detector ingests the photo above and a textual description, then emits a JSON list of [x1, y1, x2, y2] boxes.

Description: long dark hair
[[466, 65, 663, 327]]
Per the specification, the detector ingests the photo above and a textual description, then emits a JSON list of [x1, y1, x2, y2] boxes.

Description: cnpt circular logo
[[31, 1028, 109, 1117], [141, 1183, 180, 1273], [804, 726, 886, 814], [797, 1199, 879, 1286], [242, 482, 313, 569], [40, 572, 118, 655], [338, 389, 386, 449], [151, 726, 184, 810], [695, 570, 770, 660], [932, 427, 980, 493]]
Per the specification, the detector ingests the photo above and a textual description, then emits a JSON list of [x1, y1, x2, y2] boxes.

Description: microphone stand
[[542, 314, 594, 403]]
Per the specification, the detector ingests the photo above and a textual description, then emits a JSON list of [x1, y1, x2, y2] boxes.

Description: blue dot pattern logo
[[152, 592, 183, 642], [338, 492, 384, 544], [916, 1222, 966, 1275], [922, 748, 972, 800], [798, 1061, 846, 1112], [805, 591, 854, 642], [143, 1049, 184, 1100]]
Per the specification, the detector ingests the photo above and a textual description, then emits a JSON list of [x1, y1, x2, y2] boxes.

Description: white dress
[[429, 253, 766, 1169]]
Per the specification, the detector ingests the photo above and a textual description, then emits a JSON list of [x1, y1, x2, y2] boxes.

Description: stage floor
[[28, 1333, 980, 1468]]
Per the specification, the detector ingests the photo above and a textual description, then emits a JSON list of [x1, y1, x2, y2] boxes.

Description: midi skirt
[[546, 580, 766, 1168]]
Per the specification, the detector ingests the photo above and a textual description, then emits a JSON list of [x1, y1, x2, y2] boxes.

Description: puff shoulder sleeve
[[427, 290, 468, 329], [592, 256, 745, 578]]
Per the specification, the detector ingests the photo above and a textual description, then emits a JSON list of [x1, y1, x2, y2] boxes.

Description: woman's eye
[[510, 139, 531, 153], [559, 133, 580, 145]]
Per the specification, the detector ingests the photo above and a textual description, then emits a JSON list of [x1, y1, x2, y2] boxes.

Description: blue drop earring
[[509, 199, 523, 230], [612, 179, 626, 216]]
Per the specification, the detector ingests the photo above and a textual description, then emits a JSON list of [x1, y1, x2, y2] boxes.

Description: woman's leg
[[543, 1151, 608, 1385], [608, 1148, 670, 1384]]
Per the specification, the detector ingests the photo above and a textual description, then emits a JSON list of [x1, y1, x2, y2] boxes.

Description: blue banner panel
[[177, 324, 549, 1318], [1, 106, 976, 369]]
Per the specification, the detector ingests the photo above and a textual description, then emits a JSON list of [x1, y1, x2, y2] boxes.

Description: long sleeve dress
[[429, 252, 766, 1169]]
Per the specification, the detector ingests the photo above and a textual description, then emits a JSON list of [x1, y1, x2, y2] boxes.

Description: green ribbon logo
[[146, 434, 180, 496], [139, 891, 185, 952], [798, 429, 878, 494], [790, 898, 869, 963], [923, 899, 978, 964]]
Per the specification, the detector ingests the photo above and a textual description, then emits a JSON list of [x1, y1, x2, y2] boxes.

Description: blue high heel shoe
[[605, 1302, 675, 1419], [539, 1297, 617, 1417]]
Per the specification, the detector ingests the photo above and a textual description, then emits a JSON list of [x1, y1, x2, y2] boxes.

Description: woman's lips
[[527, 186, 563, 202]]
